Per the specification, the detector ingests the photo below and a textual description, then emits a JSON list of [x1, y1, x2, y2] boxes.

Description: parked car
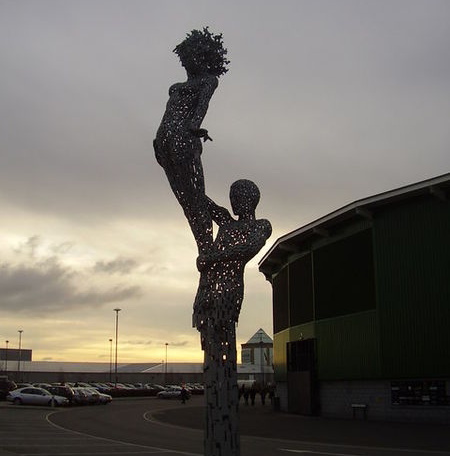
[[186, 383, 204, 395], [72, 387, 100, 405], [32, 383, 53, 389], [72, 387, 90, 405], [72, 382, 92, 388], [7, 387, 69, 406], [88, 388, 112, 404], [82, 387, 111, 404], [143, 383, 165, 396], [15, 383, 33, 389], [157, 387, 190, 400], [0, 377, 16, 401], [46, 385, 75, 405], [89, 382, 112, 394]]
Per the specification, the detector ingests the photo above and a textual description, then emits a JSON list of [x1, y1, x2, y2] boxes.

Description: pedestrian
[[268, 384, 275, 405], [260, 386, 267, 405], [180, 386, 189, 404], [243, 386, 249, 406], [250, 385, 256, 406]]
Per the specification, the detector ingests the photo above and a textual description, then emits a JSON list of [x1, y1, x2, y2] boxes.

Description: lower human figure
[[193, 179, 272, 334], [193, 179, 271, 456]]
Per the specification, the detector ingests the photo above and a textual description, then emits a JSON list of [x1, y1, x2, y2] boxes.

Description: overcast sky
[[1, 0, 449, 364]]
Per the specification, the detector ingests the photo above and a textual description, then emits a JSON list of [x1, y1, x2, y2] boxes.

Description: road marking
[[279, 447, 450, 455], [46, 411, 202, 456], [280, 450, 360, 455]]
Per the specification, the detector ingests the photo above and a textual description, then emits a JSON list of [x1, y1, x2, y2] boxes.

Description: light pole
[[5, 340, 9, 374], [113, 308, 121, 387], [109, 338, 113, 383], [259, 330, 265, 387], [17, 330, 23, 382], [165, 342, 169, 385]]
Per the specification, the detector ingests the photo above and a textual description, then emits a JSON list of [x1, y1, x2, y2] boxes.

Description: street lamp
[[5, 340, 9, 374], [113, 308, 121, 387], [259, 330, 265, 387], [109, 338, 113, 383], [165, 342, 169, 385], [17, 330, 23, 382]]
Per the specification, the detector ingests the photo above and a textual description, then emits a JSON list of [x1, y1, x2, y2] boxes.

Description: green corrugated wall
[[273, 329, 289, 381], [273, 323, 316, 381], [315, 310, 380, 380], [272, 193, 449, 382], [374, 196, 450, 378]]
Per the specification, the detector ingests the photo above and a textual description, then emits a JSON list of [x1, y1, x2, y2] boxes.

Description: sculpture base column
[[203, 325, 240, 456]]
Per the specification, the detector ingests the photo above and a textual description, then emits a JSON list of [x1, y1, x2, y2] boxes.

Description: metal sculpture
[[154, 28, 271, 456]]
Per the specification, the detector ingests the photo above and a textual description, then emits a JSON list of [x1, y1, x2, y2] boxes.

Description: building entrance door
[[286, 338, 318, 415]]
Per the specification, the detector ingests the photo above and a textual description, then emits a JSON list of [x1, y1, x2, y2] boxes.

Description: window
[[273, 267, 289, 333], [314, 229, 375, 319], [289, 254, 314, 325]]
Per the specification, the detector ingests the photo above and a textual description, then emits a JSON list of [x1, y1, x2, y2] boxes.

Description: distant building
[[0, 330, 274, 385], [259, 173, 450, 423], [241, 328, 273, 368], [0, 348, 32, 364], [239, 328, 274, 385]]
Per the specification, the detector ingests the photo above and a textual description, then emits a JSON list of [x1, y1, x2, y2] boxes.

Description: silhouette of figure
[[194, 179, 271, 455], [194, 179, 272, 343], [153, 28, 228, 254], [154, 28, 270, 456]]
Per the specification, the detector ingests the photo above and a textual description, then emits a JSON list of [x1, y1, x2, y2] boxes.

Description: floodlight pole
[[5, 340, 9, 374], [113, 308, 121, 387], [109, 338, 113, 383], [17, 330, 23, 382], [165, 342, 169, 385]]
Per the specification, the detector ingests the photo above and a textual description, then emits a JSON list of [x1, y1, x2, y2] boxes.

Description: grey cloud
[[50, 242, 75, 255], [1, 0, 449, 228], [0, 258, 141, 315], [69, 285, 142, 307], [169, 341, 189, 347], [13, 235, 41, 258], [123, 340, 153, 346], [93, 257, 139, 275]]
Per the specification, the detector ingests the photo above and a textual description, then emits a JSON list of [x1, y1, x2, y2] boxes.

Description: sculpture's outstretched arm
[[206, 196, 233, 226], [196, 219, 272, 272], [189, 76, 218, 138]]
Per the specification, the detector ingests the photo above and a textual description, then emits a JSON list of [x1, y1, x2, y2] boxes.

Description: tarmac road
[[1, 396, 449, 456]]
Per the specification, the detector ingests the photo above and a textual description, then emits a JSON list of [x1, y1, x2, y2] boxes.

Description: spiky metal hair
[[174, 27, 229, 77]]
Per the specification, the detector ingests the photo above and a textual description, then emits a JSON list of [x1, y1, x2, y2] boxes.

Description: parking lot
[[0, 403, 201, 456], [1, 397, 449, 456]]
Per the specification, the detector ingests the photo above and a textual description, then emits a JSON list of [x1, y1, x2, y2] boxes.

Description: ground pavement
[[153, 396, 450, 453]]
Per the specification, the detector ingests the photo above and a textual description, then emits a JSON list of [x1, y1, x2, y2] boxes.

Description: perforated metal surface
[[154, 29, 271, 456]]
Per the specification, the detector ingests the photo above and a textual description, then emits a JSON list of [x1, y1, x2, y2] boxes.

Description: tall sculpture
[[154, 28, 272, 456]]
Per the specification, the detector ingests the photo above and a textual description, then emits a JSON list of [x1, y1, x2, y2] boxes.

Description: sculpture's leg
[[203, 325, 240, 456], [164, 159, 213, 255]]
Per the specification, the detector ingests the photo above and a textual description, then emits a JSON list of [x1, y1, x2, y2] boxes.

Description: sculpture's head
[[174, 27, 229, 77], [230, 179, 260, 218]]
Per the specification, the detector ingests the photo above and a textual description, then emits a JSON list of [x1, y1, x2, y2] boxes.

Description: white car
[[7, 387, 69, 407], [72, 387, 100, 405], [157, 387, 190, 400], [85, 387, 112, 404]]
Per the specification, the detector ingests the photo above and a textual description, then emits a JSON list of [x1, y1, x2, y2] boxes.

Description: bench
[[351, 403, 368, 419]]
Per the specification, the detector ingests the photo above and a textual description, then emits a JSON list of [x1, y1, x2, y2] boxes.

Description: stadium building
[[259, 173, 450, 422]]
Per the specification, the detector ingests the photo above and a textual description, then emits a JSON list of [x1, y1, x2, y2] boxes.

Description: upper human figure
[[153, 28, 229, 254]]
